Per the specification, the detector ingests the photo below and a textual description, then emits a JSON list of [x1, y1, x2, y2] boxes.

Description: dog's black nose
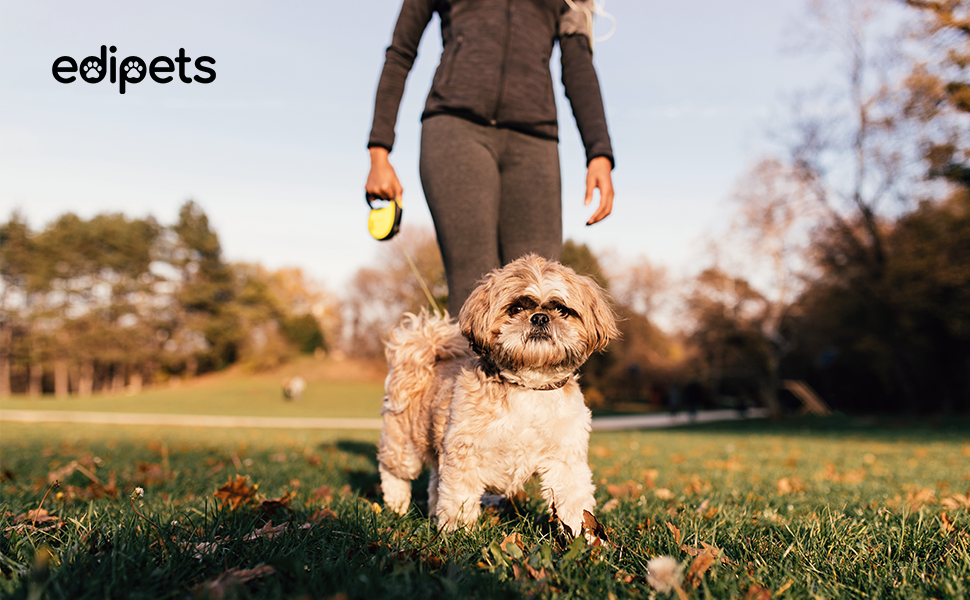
[[531, 313, 550, 327]]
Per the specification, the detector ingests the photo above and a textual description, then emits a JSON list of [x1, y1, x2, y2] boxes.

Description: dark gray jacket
[[368, 0, 614, 167]]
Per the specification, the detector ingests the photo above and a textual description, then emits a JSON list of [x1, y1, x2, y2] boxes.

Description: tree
[[902, 0, 970, 186], [343, 227, 446, 358]]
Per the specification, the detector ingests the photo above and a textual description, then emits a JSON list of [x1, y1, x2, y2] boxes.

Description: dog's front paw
[[379, 464, 412, 515]]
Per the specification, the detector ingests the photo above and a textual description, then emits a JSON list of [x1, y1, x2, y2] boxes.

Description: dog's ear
[[458, 272, 495, 352], [574, 273, 620, 354]]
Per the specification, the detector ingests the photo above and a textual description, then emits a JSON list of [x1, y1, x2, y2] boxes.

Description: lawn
[[0, 357, 386, 419], [1, 415, 968, 599]]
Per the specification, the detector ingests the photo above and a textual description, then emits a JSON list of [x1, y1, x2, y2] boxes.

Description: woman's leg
[[496, 130, 562, 265], [420, 115, 502, 315]]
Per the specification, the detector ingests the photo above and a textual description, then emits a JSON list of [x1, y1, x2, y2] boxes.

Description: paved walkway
[[1, 408, 766, 431]]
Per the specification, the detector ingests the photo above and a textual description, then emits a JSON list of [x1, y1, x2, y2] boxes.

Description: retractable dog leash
[[366, 192, 403, 241]]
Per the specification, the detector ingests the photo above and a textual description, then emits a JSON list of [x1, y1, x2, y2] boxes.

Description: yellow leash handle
[[366, 193, 403, 241]]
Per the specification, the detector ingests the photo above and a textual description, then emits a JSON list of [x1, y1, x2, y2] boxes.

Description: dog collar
[[471, 345, 573, 391], [522, 375, 573, 391]]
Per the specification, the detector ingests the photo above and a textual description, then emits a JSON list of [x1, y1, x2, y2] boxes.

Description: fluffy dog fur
[[377, 254, 619, 537]]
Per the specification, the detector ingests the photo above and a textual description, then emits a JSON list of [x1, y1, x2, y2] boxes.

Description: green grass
[[1, 417, 968, 599], [0, 381, 385, 419]]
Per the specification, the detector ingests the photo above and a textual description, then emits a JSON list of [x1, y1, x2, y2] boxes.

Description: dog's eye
[[508, 305, 524, 316], [553, 304, 570, 318]]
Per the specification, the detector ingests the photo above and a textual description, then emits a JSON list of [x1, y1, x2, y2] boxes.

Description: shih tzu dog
[[377, 254, 619, 538]]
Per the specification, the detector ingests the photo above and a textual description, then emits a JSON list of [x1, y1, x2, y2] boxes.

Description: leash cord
[[395, 236, 443, 315]]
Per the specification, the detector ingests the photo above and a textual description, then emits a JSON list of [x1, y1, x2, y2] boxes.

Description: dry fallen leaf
[[258, 491, 297, 516], [244, 521, 288, 541], [583, 510, 610, 545], [942, 494, 969, 510], [500, 532, 525, 555], [666, 522, 682, 545], [192, 565, 275, 600], [601, 498, 620, 513], [686, 550, 716, 588], [941, 512, 955, 535], [214, 475, 258, 510], [745, 583, 772, 600]]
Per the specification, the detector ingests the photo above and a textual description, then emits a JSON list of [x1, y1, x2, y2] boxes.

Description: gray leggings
[[420, 114, 562, 315]]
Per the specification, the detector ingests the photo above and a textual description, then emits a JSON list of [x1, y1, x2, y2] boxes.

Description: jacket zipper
[[443, 33, 463, 86], [490, 0, 514, 125]]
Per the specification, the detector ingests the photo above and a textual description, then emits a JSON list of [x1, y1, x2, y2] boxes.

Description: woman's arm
[[367, 0, 435, 153], [560, 33, 615, 224]]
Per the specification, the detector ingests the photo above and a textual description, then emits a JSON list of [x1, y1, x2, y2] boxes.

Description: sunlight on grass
[[1, 419, 968, 599]]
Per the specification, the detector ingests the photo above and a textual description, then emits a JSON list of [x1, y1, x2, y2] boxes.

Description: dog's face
[[458, 254, 619, 380]]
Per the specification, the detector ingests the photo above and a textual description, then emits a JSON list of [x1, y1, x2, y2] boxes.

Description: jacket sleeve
[[367, 0, 435, 152], [559, 32, 615, 167]]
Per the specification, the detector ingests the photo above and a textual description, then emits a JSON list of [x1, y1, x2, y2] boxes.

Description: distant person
[[366, 0, 616, 315]]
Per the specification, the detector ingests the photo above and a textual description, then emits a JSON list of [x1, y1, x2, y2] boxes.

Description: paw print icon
[[119, 57, 147, 94], [80, 59, 105, 83]]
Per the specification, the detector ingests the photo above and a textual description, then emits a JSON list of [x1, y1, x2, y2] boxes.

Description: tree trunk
[[111, 364, 126, 394], [79, 359, 94, 397], [0, 325, 11, 398], [128, 370, 143, 395], [761, 351, 783, 419], [54, 358, 69, 399], [29, 363, 43, 397]]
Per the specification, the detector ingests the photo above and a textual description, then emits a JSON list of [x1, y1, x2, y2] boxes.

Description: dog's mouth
[[527, 328, 552, 342]]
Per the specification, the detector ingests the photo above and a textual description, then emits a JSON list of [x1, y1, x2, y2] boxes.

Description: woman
[[366, 0, 615, 315]]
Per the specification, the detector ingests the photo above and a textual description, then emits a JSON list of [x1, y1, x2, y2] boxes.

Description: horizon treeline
[[0, 201, 331, 397]]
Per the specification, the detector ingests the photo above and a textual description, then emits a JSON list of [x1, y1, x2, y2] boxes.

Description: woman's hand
[[584, 156, 613, 225], [365, 147, 403, 201]]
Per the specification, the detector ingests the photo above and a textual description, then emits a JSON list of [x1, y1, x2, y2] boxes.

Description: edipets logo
[[52, 46, 216, 94]]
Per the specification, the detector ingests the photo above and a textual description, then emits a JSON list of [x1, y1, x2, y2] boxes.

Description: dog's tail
[[383, 309, 470, 414]]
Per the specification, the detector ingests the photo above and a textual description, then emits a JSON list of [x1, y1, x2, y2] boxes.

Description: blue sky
[[0, 0, 830, 291]]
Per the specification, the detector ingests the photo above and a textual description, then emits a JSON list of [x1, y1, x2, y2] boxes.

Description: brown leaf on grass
[[777, 477, 808, 495], [192, 565, 276, 600], [606, 480, 642, 498], [526, 564, 549, 581], [643, 469, 659, 489], [259, 491, 297, 516], [681, 542, 735, 565], [309, 507, 338, 523], [744, 584, 772, 600], [311, 485, 334, 504], [817, 463, 865, 484], [500, 532, 525, 555], [685, 550, 716, 588], [941, 512, 955, 535], [244, 521, 288, 541], [5, 508, 66, 535], [601, 498, 620, 513], [583, 510, 610, 545], [214, 475, 258, 510], [666, 522, 682, 545], [942, 494, 970, 510]]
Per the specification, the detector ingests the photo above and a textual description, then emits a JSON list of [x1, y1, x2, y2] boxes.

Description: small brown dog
[[377, 254, 618, 537]]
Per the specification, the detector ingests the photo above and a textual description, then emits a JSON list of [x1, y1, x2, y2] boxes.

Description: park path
[[0, 408, 766, 431]]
